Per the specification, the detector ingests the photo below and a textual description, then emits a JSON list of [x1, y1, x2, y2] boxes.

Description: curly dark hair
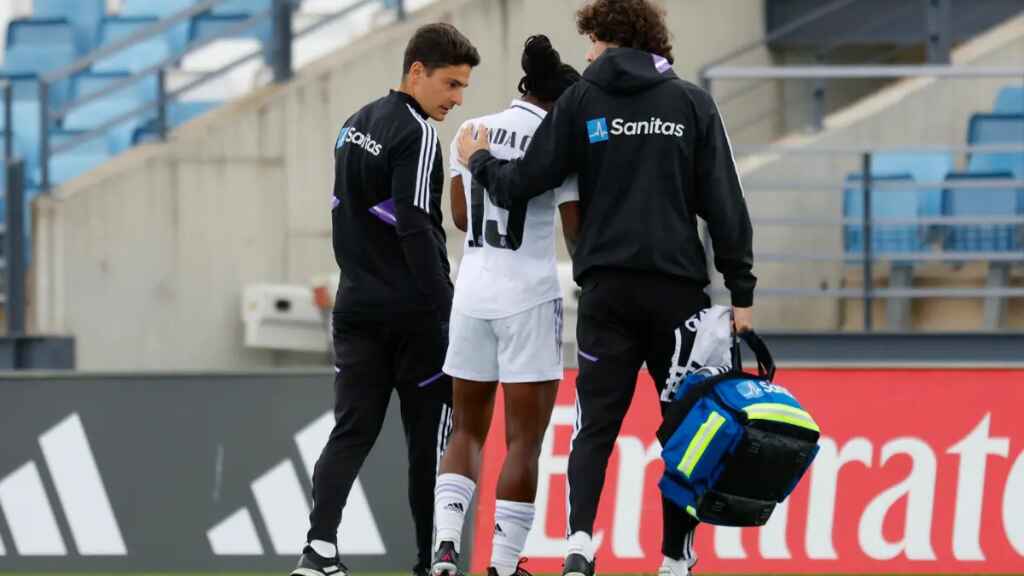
[[518, 35, 582, 103], [576, 0, 674, 64]]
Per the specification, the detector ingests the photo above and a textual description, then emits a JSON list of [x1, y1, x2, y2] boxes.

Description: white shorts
[[443, 299, 564, 383]]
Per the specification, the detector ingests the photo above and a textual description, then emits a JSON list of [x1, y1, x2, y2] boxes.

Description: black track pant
[[307, 313, 452, 568], [567, 268, 709, 560]]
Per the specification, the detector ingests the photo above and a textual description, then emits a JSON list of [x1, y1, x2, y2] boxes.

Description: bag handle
[[731, 330, 776, 382]]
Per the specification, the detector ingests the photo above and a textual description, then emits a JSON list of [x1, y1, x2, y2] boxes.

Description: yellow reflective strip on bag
[[744, 402, 813, 419], [741, 403, 819, 430], [676, 410, 727, 477]]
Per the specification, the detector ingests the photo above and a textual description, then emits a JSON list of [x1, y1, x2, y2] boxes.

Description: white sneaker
[[657, 557, 690, 576]]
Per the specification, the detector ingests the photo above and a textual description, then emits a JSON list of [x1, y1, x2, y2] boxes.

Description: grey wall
[[31, 0, 770, 371]]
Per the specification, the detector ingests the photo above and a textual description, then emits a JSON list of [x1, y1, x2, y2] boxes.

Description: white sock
[[491, 500, 534, 576], [309, 539, 337, 559], [433, 473, 476, 553], [566, 530, 595, 562], [660, 555, 690, 575]]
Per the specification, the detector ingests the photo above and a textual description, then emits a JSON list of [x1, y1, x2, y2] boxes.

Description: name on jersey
[[488, 128, 531, 153], [336, 126, 383, 156], [587, 116, 685, 143]]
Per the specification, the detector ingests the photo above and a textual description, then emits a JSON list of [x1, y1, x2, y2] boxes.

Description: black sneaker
[[412, 564, 430, 576], [562, 552, 595, 576], [290, 545, 348, 576], [431, 541, 460, 576], [488, 558, 534, 576]]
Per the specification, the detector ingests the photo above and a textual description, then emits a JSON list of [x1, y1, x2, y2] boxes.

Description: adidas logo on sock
[[445, 502, 465, 514]]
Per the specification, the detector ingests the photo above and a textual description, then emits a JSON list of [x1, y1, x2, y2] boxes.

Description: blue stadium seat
[[870, 152, 952, 216], [942, 171, 1020, 253], [48, 129, 111, 185], [0, 90, 43, 172], [843, 173, 924, 255], [0, 72, 42, 101], [119, 0, 196, 54], [212, 0, 272, 15], [190, 13, 271, 48], [967, 113, 1024, 146], [966, 113, 1024, 182], [130, 100, 221, 144], [994, 86, 1024, 114], [94, 17, 173, 74], [33, 0, 105, 53], [72, 71, 156, 101], [65, 73, 151, 154], [5, 17, 74, 47], [170, 100, 219, 125], [3, 18, 76, 110]]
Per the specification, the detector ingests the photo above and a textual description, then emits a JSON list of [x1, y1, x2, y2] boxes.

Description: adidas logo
[[0, 413, 125, 557], [207, 411, 386, 556], [445, 502, 465, 514], [494, 523, 505, 537]]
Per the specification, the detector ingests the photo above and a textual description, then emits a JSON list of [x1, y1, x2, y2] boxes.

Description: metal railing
[[35, 0, 405, 190], [3, 80, 27, 333], [721, 142, 1024, 331]]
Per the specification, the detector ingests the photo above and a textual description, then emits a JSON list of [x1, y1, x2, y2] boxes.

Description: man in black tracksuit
[[290, 24, 479, 576], [457, 3, 755, 573]]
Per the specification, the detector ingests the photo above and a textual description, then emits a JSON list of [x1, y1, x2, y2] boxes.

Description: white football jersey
[[449, 99, 578, 319]]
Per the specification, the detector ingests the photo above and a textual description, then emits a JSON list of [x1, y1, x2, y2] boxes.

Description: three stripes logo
[[207, 412, 386, 556], [0, 413, 125, 557]]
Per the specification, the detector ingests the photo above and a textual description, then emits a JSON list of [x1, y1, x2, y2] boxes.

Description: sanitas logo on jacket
[[587, 116, 685, 142], [336, 126, 383, 156]]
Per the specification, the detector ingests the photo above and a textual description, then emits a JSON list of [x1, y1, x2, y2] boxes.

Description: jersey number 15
[[469, 180, 527, 251]]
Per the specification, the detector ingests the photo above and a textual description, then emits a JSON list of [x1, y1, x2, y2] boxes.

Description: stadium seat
[[119, 0, 195, 54], [169, 100, 219, 125], [47, 129, 110, 185], [94, 16, 173, 74], [190, 13, 272, 51], [211, 0, 272, 16], [843, 173, 924, 255], [2, 18, 76, 110], [130, 99, 221, 144], [966, 113, 1024, 183], [65, 72, 151, 154], [967, 113, 1024, 147], [73, 70, 156, 101], [33, 0, 105, 54], [942, 171, 1020, 253], [994, 86, 1024, 114], [869, 151, 953, 216], [5, 16, 74, 47], [0, 100, 40, 165]]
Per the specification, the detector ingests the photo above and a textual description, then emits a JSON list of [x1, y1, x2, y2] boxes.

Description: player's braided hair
[[518, 35, 581, 103], [576, 0, 674, 64]]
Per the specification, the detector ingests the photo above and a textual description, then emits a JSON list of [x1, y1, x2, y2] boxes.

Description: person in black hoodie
[[457, 1, 755, 575]]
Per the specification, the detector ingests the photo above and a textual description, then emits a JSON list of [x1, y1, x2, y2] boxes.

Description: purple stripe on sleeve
[[578, 350, 599, 363], [369, 198, 398, 227]]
